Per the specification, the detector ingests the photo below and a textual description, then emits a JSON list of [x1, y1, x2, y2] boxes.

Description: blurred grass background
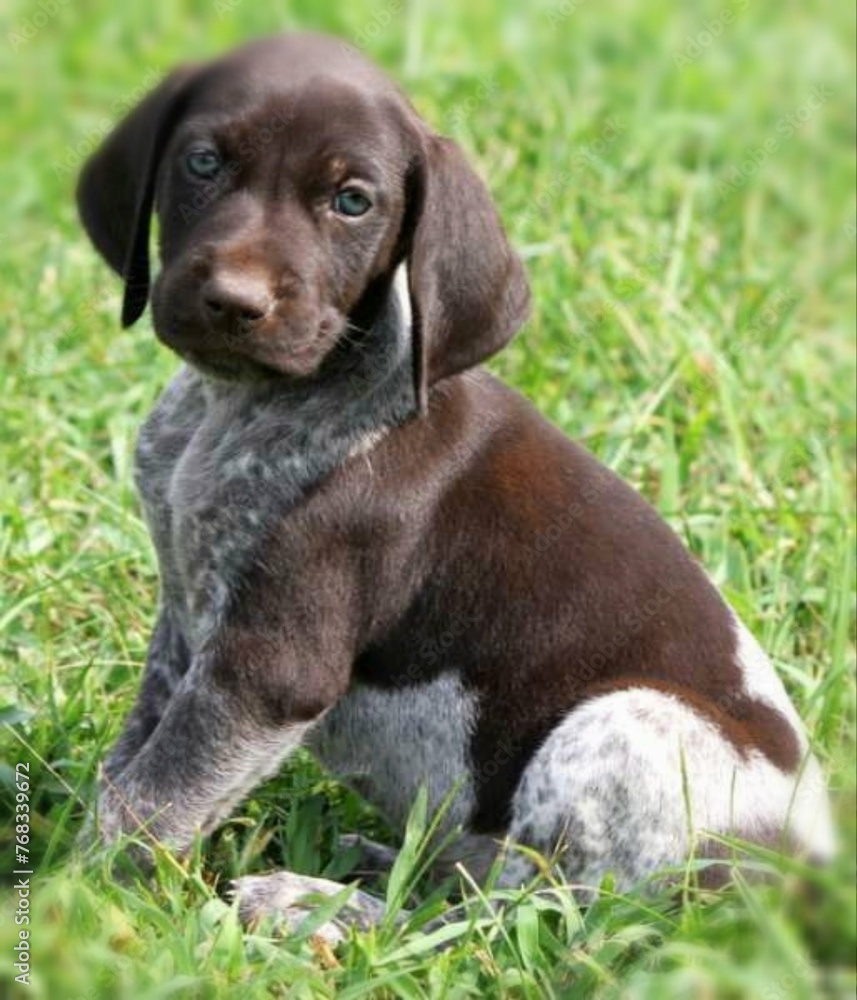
[[0, 0, 855, 997]]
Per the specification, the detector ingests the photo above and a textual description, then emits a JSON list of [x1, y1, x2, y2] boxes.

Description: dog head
[[77, 33, 530, 405]]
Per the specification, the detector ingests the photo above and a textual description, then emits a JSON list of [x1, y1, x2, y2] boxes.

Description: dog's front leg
[[96, 631, 345, 855], [101, 607, 190, 781], [96, 634, 404, 939]]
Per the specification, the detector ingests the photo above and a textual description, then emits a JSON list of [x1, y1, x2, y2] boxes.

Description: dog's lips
[[170, 327, 336, 381], [233, 312, 346, 376]]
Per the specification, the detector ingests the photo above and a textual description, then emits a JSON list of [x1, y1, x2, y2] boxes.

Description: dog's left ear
[[76, 66, 198, 328], [406, 134, 531, 410]]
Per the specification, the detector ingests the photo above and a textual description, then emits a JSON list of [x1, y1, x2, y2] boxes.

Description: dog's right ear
[[76, 66, 198, 328]]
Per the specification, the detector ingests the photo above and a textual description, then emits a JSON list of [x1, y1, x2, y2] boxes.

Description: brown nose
[[201, 272, 273, 327]]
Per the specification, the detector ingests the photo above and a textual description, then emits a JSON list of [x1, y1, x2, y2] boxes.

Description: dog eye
[[333, 188, 372, 217], [186, 148, 223, 179]]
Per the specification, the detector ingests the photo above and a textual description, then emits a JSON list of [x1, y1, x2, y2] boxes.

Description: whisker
[[345, 320, 373, 337]]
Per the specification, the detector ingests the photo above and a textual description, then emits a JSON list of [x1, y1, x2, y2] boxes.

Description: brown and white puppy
[[77, 33, 833, 932]]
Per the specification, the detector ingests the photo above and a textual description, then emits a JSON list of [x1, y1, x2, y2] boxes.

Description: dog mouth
[[176, 322, 344, 382]]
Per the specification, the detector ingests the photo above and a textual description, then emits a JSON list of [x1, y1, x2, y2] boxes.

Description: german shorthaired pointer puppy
[[77, 33, 833, 934]]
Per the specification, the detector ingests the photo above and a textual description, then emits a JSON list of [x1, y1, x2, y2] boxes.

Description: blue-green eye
[[333, 188, 372, 217], [186, 148, 222, 179]]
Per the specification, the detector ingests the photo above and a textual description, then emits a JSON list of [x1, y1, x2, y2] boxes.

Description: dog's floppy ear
[[406, 134, 530, 410], [76, 67, 197, 328]]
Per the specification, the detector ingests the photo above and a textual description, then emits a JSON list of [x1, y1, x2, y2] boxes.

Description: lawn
[[0, 0, 855, 997]]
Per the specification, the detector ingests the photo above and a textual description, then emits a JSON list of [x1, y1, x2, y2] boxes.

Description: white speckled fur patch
[[501, 676, 833, 892]]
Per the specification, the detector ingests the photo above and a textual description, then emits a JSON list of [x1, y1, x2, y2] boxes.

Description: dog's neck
[[198, 263, 417, 459]]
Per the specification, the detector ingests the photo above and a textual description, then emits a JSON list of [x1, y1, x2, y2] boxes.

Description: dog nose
[[202, 272, 272, 326]]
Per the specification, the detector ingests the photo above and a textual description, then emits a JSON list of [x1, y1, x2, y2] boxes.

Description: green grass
[[1, 0, 855, 996]]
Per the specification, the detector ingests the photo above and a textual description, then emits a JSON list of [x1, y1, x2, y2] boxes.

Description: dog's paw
[[228, 871, 390, 944], [94, 779, 194, 871], [337, 833, 400, 878], [96, 781, 163, 844]]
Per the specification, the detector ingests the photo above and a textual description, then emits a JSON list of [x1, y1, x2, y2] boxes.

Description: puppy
[[77, 33, 833, 931]]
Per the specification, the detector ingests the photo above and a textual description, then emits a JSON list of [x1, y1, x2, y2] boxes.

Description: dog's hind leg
[[336, 833, 401, 879], [498, 686, 833, 895], [228, 834, 502, 941], [229, 870, 397, 943]]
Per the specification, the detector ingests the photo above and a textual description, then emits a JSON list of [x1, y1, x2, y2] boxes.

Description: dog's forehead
[[191, 33, 403, 115], [189, 84, 392, 146], [182, 35, 416, 165]]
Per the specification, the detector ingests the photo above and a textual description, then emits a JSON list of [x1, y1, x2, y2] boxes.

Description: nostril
[[203, 296, 263, 322], [237, 305, 265, 324], [201, 276, 271, 327]]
